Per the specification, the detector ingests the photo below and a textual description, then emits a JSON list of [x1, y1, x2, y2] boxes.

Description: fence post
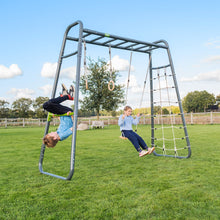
[[23, 118, 25, 127], [210, 111, 213, 124], [5, 118, 7, 128], [191, 112, 193, 125]]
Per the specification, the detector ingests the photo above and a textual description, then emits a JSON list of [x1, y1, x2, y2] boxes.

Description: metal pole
[[163, 40, 191, 158], [39, 20, 83, 180], [67, 21, 83, 180], [149, 53, 154, 149]]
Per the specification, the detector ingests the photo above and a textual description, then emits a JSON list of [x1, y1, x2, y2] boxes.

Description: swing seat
[[119, 136, 128, 140]]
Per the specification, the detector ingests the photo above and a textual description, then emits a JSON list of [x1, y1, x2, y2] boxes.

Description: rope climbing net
[[151, 67, 190, 158]]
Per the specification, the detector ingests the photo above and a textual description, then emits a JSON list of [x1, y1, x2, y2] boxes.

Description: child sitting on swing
[[42, 84, 75, 148], [118, 106, 155, 157]]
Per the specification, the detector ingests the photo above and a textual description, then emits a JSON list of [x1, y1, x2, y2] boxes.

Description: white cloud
[[202, 55, 220, 63], [109, 55, 135, 72], [41, 62, 57, 78], [40, 84, 53, 96], [205, 39, 220, 49], [180, 70, 220, 82], [41, 62, 76, 79], [61, 66, 76, 79], [0, 64, 22, 79], [7, 88, 35, 99], [122, 74, 142, 93], [41, 56, 133, 80]]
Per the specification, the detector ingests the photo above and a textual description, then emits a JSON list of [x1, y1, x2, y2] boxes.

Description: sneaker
[[139, 150, 149, 157], [61, 84, 69, 96], [69, 85, 75, 98], [148, 147, 155, 154]]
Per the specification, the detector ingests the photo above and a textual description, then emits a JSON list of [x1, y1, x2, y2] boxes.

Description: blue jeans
[[122, 130, 148, 152], [43, 95, 73, 114]]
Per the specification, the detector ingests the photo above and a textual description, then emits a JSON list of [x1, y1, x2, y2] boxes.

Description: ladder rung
[[153, 86, 175, 91], [89, 36, 104, 43], [102, 39, 117, 45], [61, 51, 78, 59], [82, 33, 91, 38], [152, 64, 170, 70], [123, 43, 139, 49], [113, 41, 127, 47]]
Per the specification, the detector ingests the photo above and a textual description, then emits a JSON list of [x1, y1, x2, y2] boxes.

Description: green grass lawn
[[0, 124, 220, 219]]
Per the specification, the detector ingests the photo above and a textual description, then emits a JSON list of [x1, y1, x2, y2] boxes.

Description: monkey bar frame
[[39, 20, 191, 181]]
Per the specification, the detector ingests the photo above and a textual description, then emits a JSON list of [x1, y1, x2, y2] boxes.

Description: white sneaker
[[139, 150, 149, 157], [61, 84, 68, 96], [69, 85, 75, 97]]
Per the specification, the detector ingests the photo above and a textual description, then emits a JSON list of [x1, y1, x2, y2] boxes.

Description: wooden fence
[[1, 112, 220, 128]]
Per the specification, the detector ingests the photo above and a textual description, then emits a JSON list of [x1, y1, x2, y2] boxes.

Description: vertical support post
[[151, 40, 191, 158], [67, 22, 83, 180], [39, 20, 83, 180], [165, 42, 191, 158], [149, 52, 154, 148]]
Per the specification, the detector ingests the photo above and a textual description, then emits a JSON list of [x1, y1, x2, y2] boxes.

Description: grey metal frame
[[39, 20, 191, 181], [39, 21, 83, 180]]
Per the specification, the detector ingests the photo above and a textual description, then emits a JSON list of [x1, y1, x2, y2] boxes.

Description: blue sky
[[1, 0, 220, 108]]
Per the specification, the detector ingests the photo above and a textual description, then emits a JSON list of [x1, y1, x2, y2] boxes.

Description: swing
[[119, 51, 133, 140], [119, 130, 128, 140], [119, 53, 151, 140]]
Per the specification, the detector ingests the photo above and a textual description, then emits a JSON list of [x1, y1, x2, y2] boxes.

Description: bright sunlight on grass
[[0, 124, 220, 219]]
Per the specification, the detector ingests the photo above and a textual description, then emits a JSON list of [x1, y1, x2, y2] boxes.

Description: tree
[[153, 106, 162, 114], [162, 107, 169, 115], [79, 58, 125, 119], [182, 90, 215, 113], [33, 97, 49, 118], [12, 98, 33, 118], [216, 95, 220, 102], [133, 107, 148, 115], [78, 108, 96, 117], [171, 106, 180, 114], [0, 100, 10, 118]]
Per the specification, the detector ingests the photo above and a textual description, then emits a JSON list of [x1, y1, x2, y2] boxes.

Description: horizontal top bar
[[66, 27, 169, 54]]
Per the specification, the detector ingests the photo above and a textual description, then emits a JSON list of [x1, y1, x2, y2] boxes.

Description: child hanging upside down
[[118, 106, 155, 157], [42, 84, 75, 148]]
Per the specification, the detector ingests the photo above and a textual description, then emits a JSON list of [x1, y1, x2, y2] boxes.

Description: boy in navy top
[[118, 106, 155, 157]]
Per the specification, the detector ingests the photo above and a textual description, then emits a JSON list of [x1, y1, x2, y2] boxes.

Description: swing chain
[[139, 53, 152, 109], [108, 45, 115, 91], [125, 50, 133, 103], [83, 39, 88, 90]]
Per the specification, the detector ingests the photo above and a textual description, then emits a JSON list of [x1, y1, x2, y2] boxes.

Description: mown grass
[[0, 124, 220, 219]]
